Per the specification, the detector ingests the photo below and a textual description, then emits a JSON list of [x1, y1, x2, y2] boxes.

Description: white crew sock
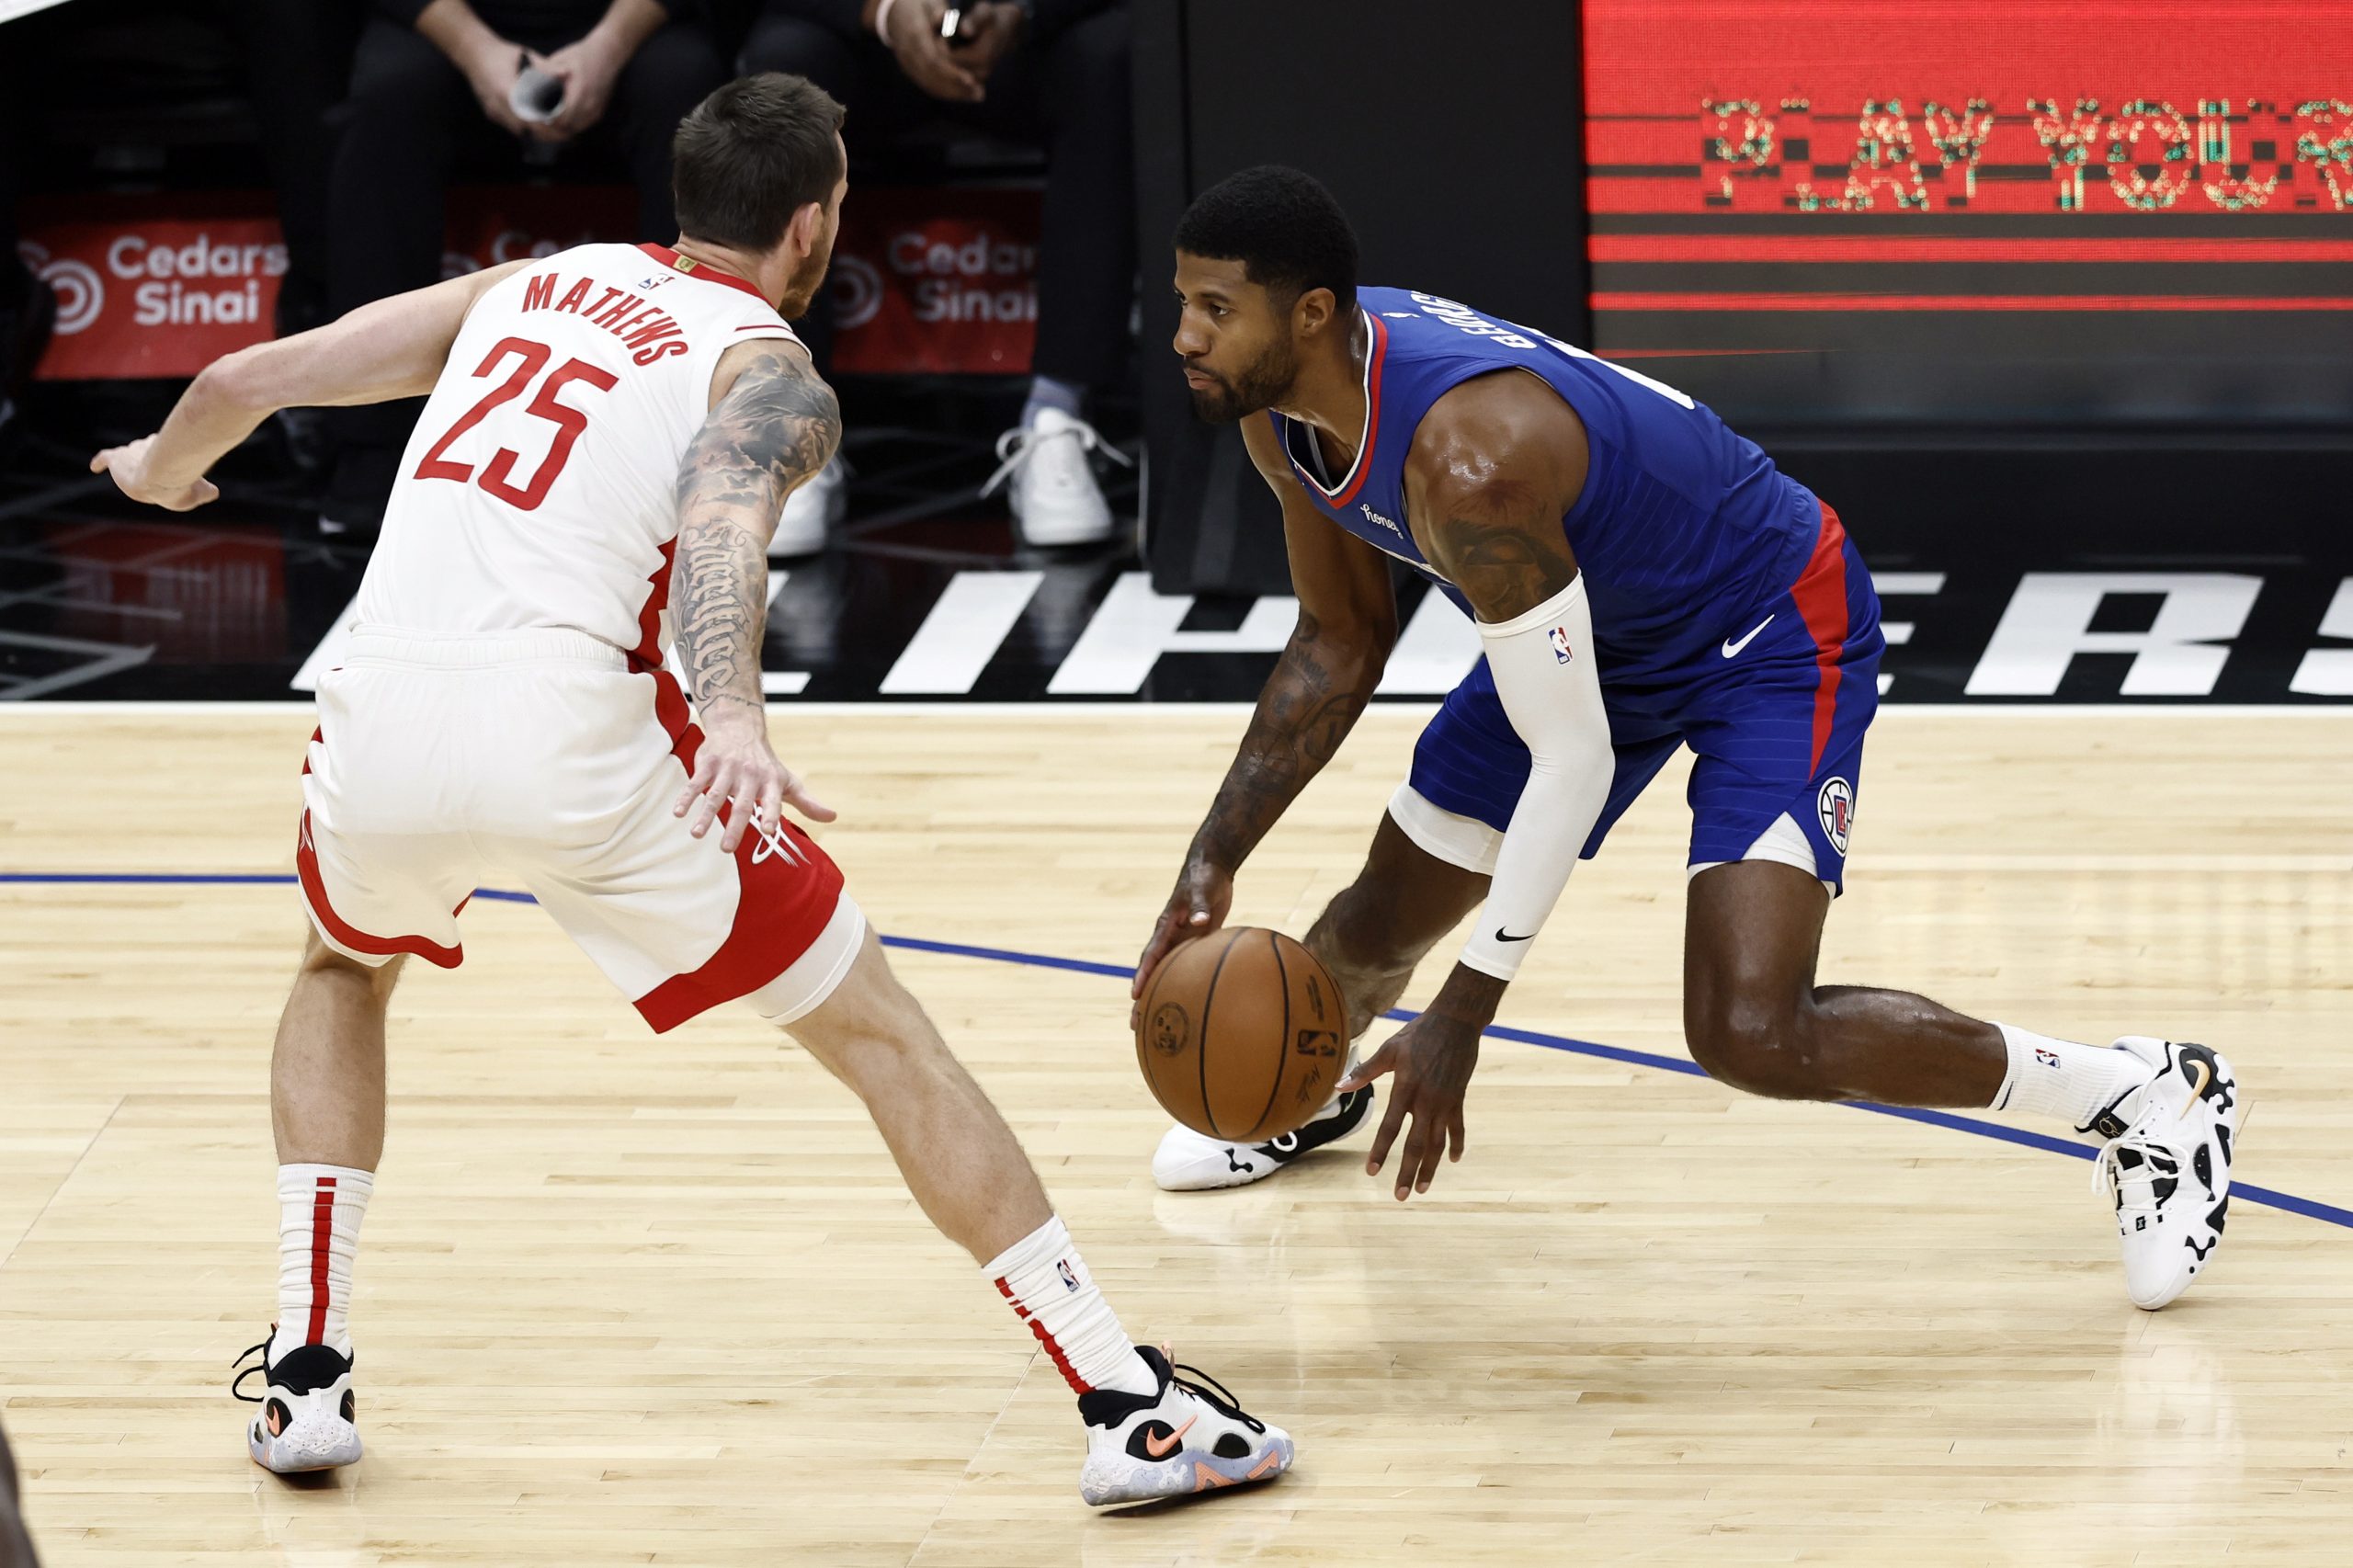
[[268, 1164, 373, 1362], [1991, 1025, 2155, 1131], [984, 1216, 1156, 1398]]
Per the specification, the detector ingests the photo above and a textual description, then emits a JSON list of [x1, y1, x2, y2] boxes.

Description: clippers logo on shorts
[[1548, 626, 1574, 664], [1817, 777, 1854, 856], [1056, 1258, 1080, 1293]]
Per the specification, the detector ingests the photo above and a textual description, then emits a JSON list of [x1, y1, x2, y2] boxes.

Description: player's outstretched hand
[[90, 437, 220, 512], [673, 703, 835, 854], [1341, 1014, 1480, 1201], [1130, 858, 1233, 1027]]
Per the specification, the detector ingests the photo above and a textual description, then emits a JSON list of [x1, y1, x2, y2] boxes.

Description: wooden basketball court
[[2, 704, 2347, 1565]]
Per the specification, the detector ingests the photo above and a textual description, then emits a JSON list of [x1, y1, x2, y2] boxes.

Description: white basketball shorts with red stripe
[[296, 629, 863, 1031]]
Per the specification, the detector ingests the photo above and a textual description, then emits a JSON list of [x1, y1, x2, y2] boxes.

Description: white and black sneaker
[[1152, 1084, 1376, 1191], [233, 1332, 362, 1473], [2087, 1038, 2244, 1311], [1078, 1345, 1293, 1507]]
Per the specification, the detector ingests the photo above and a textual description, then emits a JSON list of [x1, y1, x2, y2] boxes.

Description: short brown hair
[[672, 74, 847, 253]]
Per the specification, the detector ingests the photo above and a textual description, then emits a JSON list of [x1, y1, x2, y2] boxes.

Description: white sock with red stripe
[[985, 1216, 1156, 1398], [267, 1164, 373, 1363]]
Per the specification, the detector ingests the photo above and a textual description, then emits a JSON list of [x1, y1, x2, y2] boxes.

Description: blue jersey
[[1269, 286, 1824, 682]]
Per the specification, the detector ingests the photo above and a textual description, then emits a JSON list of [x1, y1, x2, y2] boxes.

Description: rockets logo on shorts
[[1817, 776, 1854, 856], [1547, 626, 1574, 664]]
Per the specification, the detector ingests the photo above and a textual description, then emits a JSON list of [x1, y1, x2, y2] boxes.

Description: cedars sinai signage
[[21, 185, 1044, 382]]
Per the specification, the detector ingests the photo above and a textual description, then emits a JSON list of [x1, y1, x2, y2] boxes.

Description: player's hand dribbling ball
[[1134, 926, 1346, 1142]]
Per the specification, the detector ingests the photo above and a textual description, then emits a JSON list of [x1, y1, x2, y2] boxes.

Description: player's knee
[[1683, 994, 1824, 1100], [1311, 881, 1420, 976], [298, 932, 403, 1000]]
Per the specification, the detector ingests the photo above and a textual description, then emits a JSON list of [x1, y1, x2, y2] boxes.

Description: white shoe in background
[[982, 407, 1131, 547], [770, 455, 847, 558]]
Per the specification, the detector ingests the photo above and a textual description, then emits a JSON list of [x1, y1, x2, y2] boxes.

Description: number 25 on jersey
[[414, 336, 617, 512]]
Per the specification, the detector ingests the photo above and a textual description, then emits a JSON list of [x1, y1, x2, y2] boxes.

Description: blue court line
[[7, 871, 2347, 1232]]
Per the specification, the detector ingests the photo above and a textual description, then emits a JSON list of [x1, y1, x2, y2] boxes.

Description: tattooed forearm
[[1188, 610, 1374, 872], [671, 349, 842, 715], [672, 519, 767, 713]]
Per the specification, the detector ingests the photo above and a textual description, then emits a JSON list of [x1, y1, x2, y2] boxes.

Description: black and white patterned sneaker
[[1078, 1346, 1293, 1506], [233, 1332, 362, 1473], [2087, 1038, 2244, 1311], [1151, 1084, 1377, 1191]]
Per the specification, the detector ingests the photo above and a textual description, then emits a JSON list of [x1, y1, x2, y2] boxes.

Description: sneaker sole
[[249, 1420, 362, 1474], [1154, 1088, 1377, 1192], [1080, 1434, 1294, 1506]]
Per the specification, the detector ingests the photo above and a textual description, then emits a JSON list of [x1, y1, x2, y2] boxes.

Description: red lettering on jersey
[[590, 290, 642, 328], [623, 318, 681, 351], [632, 337, 689, 366], [521, 272, 557, 312], [580, 285, 624, 320], [615, 304, 663, 332], [554, 278, 594, 314]]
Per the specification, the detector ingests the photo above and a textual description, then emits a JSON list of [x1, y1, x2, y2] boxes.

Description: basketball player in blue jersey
[[1131, 166, 2241, 1311]]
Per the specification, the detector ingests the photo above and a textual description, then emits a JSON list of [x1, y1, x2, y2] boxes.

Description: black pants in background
[[324, 15, 726, 525], [739, 5, 1135, 393]]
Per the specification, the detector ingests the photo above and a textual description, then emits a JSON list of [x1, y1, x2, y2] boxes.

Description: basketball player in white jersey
[[91, 73, 1290, 1508]]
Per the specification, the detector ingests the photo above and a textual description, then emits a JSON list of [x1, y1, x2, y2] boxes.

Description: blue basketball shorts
[[1400, 500, 1883, 894]]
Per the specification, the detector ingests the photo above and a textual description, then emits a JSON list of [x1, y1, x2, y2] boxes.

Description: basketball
[[1135, 926, 1347, 1142]]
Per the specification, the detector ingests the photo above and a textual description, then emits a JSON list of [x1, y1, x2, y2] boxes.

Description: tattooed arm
[[668, 340, 845, 852], [1343, 373, 1603, 1201], [1131, 414, 1399, 1005]]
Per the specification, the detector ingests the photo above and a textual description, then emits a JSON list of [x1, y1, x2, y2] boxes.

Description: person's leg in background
[[224, 0, 362, 475], [319, 17, 478, 534], [967, 6, 1137, 546], [0, 13, 57, 447], [737, 6, 882, 552], [606, 14, 730, 244]]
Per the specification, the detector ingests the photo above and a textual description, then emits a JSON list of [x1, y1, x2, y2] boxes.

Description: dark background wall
[[1133, 0, 1589, 594]]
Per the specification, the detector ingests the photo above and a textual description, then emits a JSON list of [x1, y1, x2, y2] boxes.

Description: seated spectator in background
[[323, 0, 726, 533], [742, 0, 1133, 552]]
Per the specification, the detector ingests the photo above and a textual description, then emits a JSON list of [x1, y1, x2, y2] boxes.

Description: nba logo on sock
[[2035, 1048, 2061, 1068], [1056, 1259, 1080, 1293], [1548, 626, 1574, 664]]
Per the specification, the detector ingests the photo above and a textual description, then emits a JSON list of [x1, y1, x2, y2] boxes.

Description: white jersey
[[355, 242, 801, 665]]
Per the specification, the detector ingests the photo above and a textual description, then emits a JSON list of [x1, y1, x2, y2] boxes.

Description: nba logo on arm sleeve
[[1548, 626, 1574, 664]]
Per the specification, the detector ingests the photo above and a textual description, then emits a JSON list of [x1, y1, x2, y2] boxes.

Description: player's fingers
[[675, 753, 720, 817], [1336, 1040, 1393, 1093], [1365, 1079, 1410, 1176], [88, 449, 112, 473], [759, 773, 785, 839], [1397, 1109, 1438, 1199], [782, 772, 835, 823], [1448, 1100, 1467, 1163], [189, 479, 220, 507]]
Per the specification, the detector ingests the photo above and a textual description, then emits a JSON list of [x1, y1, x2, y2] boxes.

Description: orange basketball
[[1134, 926, 1347, 1142]]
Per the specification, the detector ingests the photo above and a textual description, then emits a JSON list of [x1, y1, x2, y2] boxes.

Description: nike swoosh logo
[[1495, 927, 1534, 943], [2180, 1058, 2212, 1116], [1143, 1414, 1197, 1459], [1722, 614, 1775, 658]]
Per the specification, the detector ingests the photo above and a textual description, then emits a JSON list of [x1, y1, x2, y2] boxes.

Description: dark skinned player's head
[[1172, 166, 1358, 423]]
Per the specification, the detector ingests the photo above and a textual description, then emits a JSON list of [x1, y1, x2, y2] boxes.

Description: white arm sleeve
[[1456, 574, 1615, 982]]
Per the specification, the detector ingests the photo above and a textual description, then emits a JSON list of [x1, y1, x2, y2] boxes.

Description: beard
[[778, 242, 834, 320], [1185, 342, 1297, 425]]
